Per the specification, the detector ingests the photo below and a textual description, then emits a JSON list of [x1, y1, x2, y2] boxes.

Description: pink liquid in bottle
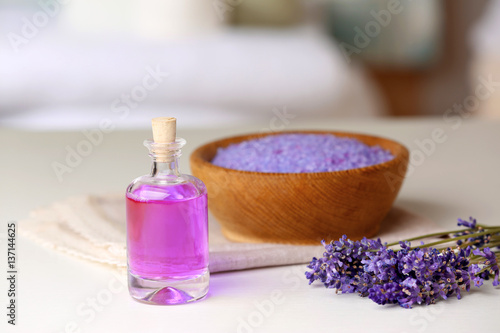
[[126, 181, 209, 304]]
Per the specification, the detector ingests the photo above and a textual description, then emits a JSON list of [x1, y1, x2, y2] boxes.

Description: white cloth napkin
[[20, 194, 439, 273]]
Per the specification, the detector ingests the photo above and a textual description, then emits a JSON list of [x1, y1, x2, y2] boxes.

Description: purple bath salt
[[211, 133, 394, 173]]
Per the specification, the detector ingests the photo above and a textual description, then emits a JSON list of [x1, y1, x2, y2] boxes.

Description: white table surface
[[1, 117, 499, 333]]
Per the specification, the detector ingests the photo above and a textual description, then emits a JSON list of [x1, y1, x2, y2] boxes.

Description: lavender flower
[[473, 247, 500, 286], [469, 264, 484, 287], [363, 245, 472, 307], [306, 217, 500, 309], [457, 217, 477, 228], [454, 217, 499, 249], [368, 282, 403, 305], [305, 236, 384, 295], [361, 247, 398, 283]]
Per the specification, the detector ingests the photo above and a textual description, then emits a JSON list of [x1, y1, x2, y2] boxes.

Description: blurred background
[[0, 0, 498, 131]]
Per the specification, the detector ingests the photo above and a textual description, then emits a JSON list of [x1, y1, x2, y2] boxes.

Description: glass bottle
[[126, 117, 209, 305]]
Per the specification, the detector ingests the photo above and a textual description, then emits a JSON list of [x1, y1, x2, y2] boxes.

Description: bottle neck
[[150, 157, 180, 178], [144, 138, 186, 179]]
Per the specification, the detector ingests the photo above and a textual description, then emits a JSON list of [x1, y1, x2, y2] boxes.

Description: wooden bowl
[[190, 130, 409, 245]]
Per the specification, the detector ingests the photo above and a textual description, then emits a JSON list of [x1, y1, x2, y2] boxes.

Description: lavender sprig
[[305, 236, 384, 295], [306, 217, 500, 309]]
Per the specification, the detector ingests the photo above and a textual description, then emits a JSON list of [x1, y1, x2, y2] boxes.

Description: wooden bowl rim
[[190, 130, 409, 177]]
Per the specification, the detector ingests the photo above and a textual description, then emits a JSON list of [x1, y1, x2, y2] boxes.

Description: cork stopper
[[151, 117, 177, 162], [152, 117, 176, 143]]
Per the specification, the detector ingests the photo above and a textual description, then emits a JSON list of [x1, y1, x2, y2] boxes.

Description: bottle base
[[128, 270, 209, 305]]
